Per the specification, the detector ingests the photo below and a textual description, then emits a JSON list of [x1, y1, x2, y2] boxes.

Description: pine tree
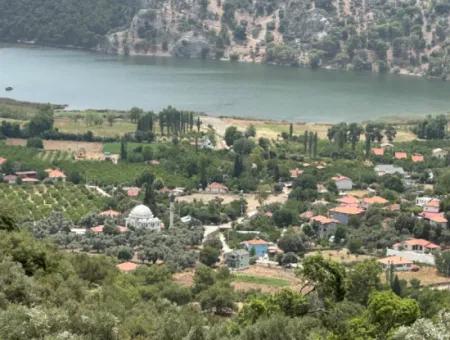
[[120, 138, 127, 161], [391, 274, 402, 296], [304, 131, 308, 153], [365, 133, 371, 158], [233, 155, 244, 177]]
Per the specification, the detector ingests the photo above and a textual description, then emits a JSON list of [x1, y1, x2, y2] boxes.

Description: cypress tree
[[304, 131, 308, 153]]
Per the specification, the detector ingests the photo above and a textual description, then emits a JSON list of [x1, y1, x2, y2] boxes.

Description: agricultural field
[[37, 150, 74, 163], [0, 183, 106, 222], [54, 116, 136, 138]]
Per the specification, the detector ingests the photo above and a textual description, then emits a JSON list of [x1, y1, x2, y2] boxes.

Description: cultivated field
[[305, 249, 375, 264]]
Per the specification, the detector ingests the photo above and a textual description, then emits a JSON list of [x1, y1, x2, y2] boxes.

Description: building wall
[[247, 244, 269, 257], [330, 212, 349, 225], [336, 179, 353, 191], [386, 249, 435, 265]]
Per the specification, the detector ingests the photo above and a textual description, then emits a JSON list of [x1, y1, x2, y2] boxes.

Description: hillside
[[1, 0, 450, 78]]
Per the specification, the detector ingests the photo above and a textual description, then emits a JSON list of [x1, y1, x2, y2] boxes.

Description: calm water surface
[[1, 45, 450, 122]]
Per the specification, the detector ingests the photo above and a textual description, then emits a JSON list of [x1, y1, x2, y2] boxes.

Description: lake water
[[1, 45, 450, 122]]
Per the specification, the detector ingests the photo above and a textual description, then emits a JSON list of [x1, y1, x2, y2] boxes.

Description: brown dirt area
[[391, 266, 450, 287], [306, 249, 375, 264], [173, 265, 302, 293]]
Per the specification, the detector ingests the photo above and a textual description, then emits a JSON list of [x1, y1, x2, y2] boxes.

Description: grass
[[233, 273, 290, 287], [54, 117, 136, 138]]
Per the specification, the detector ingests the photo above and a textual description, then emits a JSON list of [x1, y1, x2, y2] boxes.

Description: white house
[[205, 182, 229, 194], [125, 204, 162, 232], [378, 256, 415, 271], [423, 199, 440, 213], [374, 164, 405, 177], [416, 196, 432, 207], [432, 148, 448, 159], [332, 176, 353, 191], [392, 238, 440, 253]]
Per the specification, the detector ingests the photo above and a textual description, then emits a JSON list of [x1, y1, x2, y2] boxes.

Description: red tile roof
[[127, 187, 140, 197], [378, 256, 413, 266], [310, 215, 339, 225], [0, 157, 7, 165], [207, 182, 228, 191], [46, 169, 66, 179], [290, 168, 303, 178], [243, 239, 270, 245], [411, 154, 424, 163], [402, 238, 440, 249], [90, 225, 104, 233], [395, 152, 408, 160], [371, 148, 385, 156], [116, 262, 138, 272], [420, 212, 448, 224], [337, 195, 360, 205], [99, 209, 121, 217], [426, 199, 440, 209], [330, 205, 365, 215]]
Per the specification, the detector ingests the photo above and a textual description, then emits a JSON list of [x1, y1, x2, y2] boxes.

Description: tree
[[117, 247, 133, 261], [199, 283, 235, 315], [233, 154, 244, 177], [348, 123, 363, 150], [392, 274, 402, 296], [129, 107, 143, 123], [245, 124, 256, 138], [297, 255, 346, 302], [366, 291, 420, 337], [233, 137, 255, 155], [385, 125, 397, 142], [26, 137, 43, 149], [289, 123, 293, 139], [199, 246, 220, 267], [435, 251, 450, 277], [278, 230, 306, 253], [27, 109, 54, 137], [120, 138, 127, 161], [107, 114, 115, 126], [346, 260, 382, 305], [224, 126, 243, 147]]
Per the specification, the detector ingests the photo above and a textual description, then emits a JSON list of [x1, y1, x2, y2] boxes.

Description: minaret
[[169, 193, 175, 229]]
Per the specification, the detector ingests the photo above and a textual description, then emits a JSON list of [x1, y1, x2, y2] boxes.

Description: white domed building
[[125, 204, 162, 232]]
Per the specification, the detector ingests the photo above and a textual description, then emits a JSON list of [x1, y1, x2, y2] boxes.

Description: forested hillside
[[2, 0, 450, 78], [0, 0, 138, 48]]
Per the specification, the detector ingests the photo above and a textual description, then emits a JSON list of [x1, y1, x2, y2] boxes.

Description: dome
[[129, 204, 153, 219]]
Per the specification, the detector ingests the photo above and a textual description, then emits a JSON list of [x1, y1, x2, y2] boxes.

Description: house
[[432, 148, 448, 159], [329, 205, 365, 225], [90, 225, 104, 234], [241, 239, 270, 257], [15, 171, 38, 179], [116, 262, 138, 273], [416, 196, 432, 207], [46, 168, 66, 181], [371, 148, 385, 156], [337, 195, 360, 206], [374, 164, 405, 176], [378, 256, 415, 271], [300, 210, 314, 220], [104, 153, 119, 164], [419, 212, 448, 228], [126, 187, 140, 197], [361, 196, 388, 209], [310, 215, 339, 238], [411, 154, 424, 163], [423, 199, 440, 213], [22, 177, 39, 184], [392, 238, 440, 253], [0, 157, 7, 165], [99, 209, 121, 218], [332, 176, 353, 191], [225, 249, 250, 270], [3, 174, 17, 184], [290, 168, 303, 178], [205, 182, 228, 194], [394, 151, 408, 160]]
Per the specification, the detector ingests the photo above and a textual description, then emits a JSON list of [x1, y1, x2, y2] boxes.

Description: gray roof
[[227, 249, 249, 256], [374, 164, 405, 175]]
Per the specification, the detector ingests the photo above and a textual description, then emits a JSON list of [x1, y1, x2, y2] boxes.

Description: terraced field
[[37, 150, 74, 163], [0, 183, 106, 222]]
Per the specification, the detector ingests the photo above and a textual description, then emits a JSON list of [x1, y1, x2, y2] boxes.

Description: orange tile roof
[[300, 210, 314, 219], [243, 239, 270, 245], [420, 212, 448, 224], [127, 187, 140, 197], [378, 256, 413, 266], [337, 195, 360, 205], [99, 209, 121, 217], [363, 196, 388, 205], [116, 262, 138, 272], [395, 152, 408, 160], [310, 215, 339, 224], [0, 157, 7, 165], [371, 148, 385, 156], [402, 238, 440, 249], [46, 169, 66, 178], [426, 199, 440, 208], [208, 182, 228, 190], [90, 225, 104, 233], [330, 205, 365, 215], [411, 154, 424, 163]]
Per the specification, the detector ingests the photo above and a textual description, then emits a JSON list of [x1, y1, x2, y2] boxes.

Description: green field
[[54, 116, 136, 138], [0, 183, 106, 222], [233, 274, 290, 287]]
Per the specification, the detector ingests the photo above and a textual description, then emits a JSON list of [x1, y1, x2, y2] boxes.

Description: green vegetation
[[234, 273, 290, 287]]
